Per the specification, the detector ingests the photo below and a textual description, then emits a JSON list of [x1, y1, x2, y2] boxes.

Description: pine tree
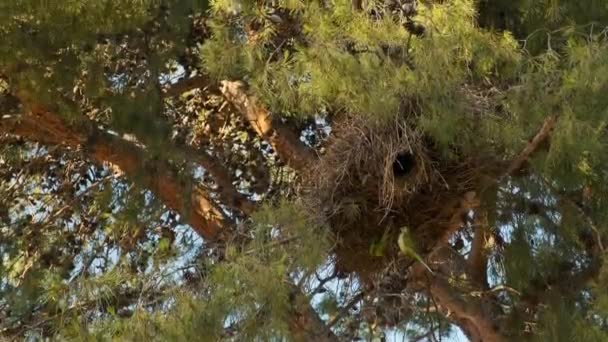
[[1, 0, 608, 341]]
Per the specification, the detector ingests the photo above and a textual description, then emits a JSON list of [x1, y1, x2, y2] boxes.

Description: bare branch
[[220, 80, 316, 171], [162, 75, 317, 171], [507, 115, 557, 176], [163, 75, 214, 97], [468, 210, 490, 288], [327, 291, 365, 328], [0, 106, 228, 240]]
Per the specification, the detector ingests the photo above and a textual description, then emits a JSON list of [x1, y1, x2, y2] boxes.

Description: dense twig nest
[[304, 115, 490, 282]]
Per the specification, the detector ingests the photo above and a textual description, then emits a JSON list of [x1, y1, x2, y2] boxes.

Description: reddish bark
[[0, 106, 227, 240], [507, 115, 557, 175], [164, 76, 316, 171]]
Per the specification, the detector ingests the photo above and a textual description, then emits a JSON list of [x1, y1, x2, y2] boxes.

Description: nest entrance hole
[[392, 151, 416, 178]]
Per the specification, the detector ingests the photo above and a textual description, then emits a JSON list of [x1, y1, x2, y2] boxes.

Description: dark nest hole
[[392, 151, 416, 178]]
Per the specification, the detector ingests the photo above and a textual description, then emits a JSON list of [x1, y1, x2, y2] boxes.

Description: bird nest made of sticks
[[303, 115, 486, 281]]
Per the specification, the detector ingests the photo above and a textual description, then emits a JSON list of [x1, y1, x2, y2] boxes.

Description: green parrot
[[398, 227, 434, 274]]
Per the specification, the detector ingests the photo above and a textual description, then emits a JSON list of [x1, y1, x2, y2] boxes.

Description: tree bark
[[0, 106, 228, 240], [468, 210, 490, 288], [165, 76, 316, 171], [220, 80, 316, 171], [424, 247, 506, 342], [288, 284, 340, 342]]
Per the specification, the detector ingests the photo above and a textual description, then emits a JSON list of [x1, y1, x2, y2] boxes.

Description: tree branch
[[0, 106, 228, 240], [436, 191, 480, 246], [163, 75, 214, 97], [507, 115, 557, 176], [327, 291, 365, 328], [164, 76, 316, 171], [468, 210, 490, 288], [180, 144, 256, 216], [425, 247, 506, 342], [3, 95, 338, 342], [220, 80, 316, 171], [407, 115, 584, 341], [287, 283, 340, 342], [429, 276, 504, 342]]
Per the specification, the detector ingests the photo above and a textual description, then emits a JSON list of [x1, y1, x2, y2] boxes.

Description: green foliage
[[3, 0, 608, 340], [479, 0, 608, 54], [49, 200, 331, 341], [0, 0, 208, 149]]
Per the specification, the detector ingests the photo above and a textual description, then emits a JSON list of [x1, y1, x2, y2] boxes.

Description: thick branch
[[468, 210, 490, 288], [2, 102, 337, 342], [409, 192, 506, 341], [165, 76, 316, 171], [429, 276, 504, 342], [287, 283, 340, 342], [220, 80, 316, 171], [0, 107, 227, 240], [426, 247, 505, 342], [437, 191, 480, 246], [181, 145, 256, 215]]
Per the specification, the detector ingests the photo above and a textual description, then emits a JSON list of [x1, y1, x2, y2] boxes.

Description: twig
[[243, 236, 300, 256], [312, 269, 338, 294], [39, 175, 112, 225], [327, 291, 365, 328], [411, 330, 437, 342], [487, 284, 521, 296]]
